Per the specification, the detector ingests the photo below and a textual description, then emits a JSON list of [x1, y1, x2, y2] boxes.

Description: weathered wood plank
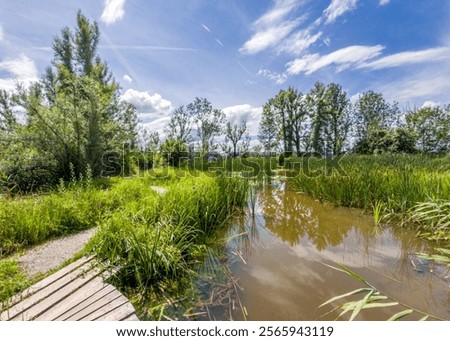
[[56, 285, 117, 320], [121, 313, 140, 321], [35, 277, 105, 321], [11, 268, 100, 321], [1, 256, 93, 312], [1, 260, 96, 321], [95, 302, 137, 321], [1, 256, 139, 321]]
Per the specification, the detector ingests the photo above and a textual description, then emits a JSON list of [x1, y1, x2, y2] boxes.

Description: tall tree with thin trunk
[[186, 97, 225, 156]]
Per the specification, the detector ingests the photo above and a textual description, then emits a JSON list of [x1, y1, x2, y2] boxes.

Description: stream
[[196, 180, 450, 321]]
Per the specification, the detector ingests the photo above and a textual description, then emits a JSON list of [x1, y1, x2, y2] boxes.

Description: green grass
[[0, 259, 30, 304], [88, 174, 249, 317], [0, 169, 249, 317]]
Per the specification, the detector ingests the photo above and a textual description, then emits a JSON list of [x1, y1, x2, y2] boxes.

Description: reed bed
[[290, 155, 450, 237]]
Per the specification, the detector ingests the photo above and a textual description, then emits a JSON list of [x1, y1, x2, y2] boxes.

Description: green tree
[[14, 11, 138, 182], [222, 120, 249, 157], [186, 97, 225, 157], [165, 106, 192, 143], [323, 83, 351, 157], [354, 91, 399, 141], [160, 138, 189, 167], [258, 103, 279, 154], [306, 81, 327, 156], [406, 106, 450, 153]]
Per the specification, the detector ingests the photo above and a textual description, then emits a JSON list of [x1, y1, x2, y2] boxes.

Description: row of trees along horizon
[[0, 12, 449, 193]]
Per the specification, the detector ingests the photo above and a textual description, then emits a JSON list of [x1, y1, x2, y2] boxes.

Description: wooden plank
[[65, 289, 123, 321], [10, 267, 100, 321], [94, 301, 137, 321], [55, 285, 117, 321], [2, 256, 93, 311], [79, 295, 129, 321], [35, 277, 106, 321], [1, 260, 96, 320], [2, 256, 139, 321], [121, 313, 140, 321]]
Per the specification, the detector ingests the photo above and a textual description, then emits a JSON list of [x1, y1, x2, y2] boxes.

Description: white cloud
[[123, 74, 133, 83], [0, 24, 4, 42], [286, 45, 384, 75], [278, 29, 323, 55], [258, 68, 287, 84], [240, 20, 300, 55], [101, 0, 126, 25], [121, 89, 172, 122], [0, 54, 39, 90], [421, 101, 440, 108], [379, 0, 391, 5], [382, 74, 450, 103], [222, 104, 262, 139], [324, 0, 358, 24], [357, 47, 450, 70], [215, 38, 224, 47], [239, 0, 305, 55]]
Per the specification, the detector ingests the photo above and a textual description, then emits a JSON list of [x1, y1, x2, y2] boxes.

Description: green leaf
[[388, 309, 413, 321], [319, 288, 373, 308], [349, 291, 372, 321]]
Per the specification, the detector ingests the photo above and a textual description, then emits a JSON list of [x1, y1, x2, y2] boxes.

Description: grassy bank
[[289, 154, 450, 242], [0, 169, 248, 317]]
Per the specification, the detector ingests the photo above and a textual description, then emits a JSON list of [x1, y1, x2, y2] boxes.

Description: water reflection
[[207, 181, 450, 321]]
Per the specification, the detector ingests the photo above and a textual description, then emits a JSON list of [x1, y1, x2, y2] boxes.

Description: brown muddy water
[[196, 181, 450, 321]]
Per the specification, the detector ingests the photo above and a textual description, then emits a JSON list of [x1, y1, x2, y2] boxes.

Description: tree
[[353, 128, 416, 154], [406, 106, 450, 153], [14, 11, 138, 182], [306, 81, 327, 156], [160, 138, 188, 167], [258, 102, 279, 154], [323, 83, 351, 157], [165, 106, 192, 143], [354, 91, 399, 141], [186, 97, 225, 157], [259, 87, 307, 156], [222, 120, 250, 157], [0, 90, 17, 133]]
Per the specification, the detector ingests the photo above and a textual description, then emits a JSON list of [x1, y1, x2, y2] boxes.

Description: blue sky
[[1, 0, 449, 138]]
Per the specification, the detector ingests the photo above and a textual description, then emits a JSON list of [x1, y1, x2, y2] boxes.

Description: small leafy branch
[[319, 264, 437, 321]]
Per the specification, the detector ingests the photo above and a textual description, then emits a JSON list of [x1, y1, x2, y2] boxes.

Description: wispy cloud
[[101, 0, 126, 25], [239, 0, 304, 55], [382, 73, 450, 102], [240, 21, 300, 54], [123, 74, 132, 83], [278, 28, 323, 55], [379, 0, 391, 5], [0, 24, 4, 42], [324, 0, 358, 24], [0, 53, 38, 79], [201, 24, 211, 33], [215, 38, 224, 47], [0, 53, 39, 90], [99, 44, 197, 52], [286, 45, 384, 75], [258, 68, 287, 84], [357, 47, 450, 70]]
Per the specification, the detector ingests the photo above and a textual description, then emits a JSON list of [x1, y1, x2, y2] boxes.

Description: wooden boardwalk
[[1, 257, 139, 321]]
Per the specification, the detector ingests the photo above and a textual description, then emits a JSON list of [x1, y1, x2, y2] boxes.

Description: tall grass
[[88, 173, 249, 312], [291, 154, 450, 233]]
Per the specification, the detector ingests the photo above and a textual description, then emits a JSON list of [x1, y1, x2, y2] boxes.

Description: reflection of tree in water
[[260, 181, 356, 250]]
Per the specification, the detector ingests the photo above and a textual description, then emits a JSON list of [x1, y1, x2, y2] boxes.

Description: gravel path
[[18, 228, 97, 278]]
